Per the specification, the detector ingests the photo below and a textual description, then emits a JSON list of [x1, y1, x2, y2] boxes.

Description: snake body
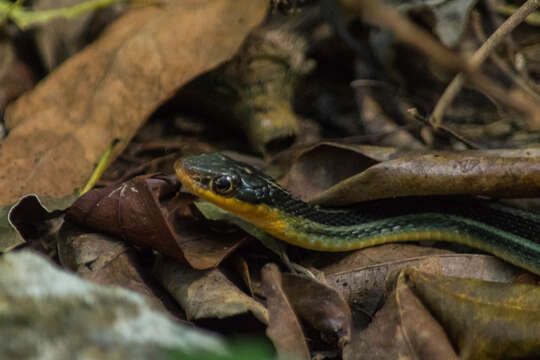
[[175, 153, 540, 275]]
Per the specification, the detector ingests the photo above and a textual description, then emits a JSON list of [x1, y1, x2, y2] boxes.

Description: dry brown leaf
[[311, 149, 540, 205], [65, 174, 245, 269], [262, 263, 310, 360], [155, 256, 268, 324], [0, 0, 268, 207], [272, 142, 401, 200], [405, 269, 540, 360], [343, 271, 459, 360], [58, 224, 182, 316], [322, 244, 520, 317], [281, 273, 352, 349]]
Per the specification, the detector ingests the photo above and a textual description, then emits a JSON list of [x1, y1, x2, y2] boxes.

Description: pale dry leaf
[[0, 0, 269, 207]]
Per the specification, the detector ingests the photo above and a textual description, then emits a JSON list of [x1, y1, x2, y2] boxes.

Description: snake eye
[[211, 175, 235, 195]]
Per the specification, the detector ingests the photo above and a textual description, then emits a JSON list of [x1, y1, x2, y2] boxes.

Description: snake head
[[175, 153, 277, 205]]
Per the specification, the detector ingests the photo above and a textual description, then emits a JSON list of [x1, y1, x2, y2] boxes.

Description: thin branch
[[470, 11, 540, 102], [338, 0, 540, 131], [429, 0, 540, 128]]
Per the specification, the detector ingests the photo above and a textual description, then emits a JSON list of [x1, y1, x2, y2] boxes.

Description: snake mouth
[[174, 157, 214, 197], [174, 158, 199, 194]]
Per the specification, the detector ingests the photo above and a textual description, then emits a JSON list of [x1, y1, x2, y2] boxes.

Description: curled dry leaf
[[65, 174, 244, 269], [155, 256, 268, 324], [281, 273, 352, 349], [0, 194, 71, 252], [404, 269, 540, 360], [311, 149, 540, 205], [343, 271, 459, 360], [322, 244, 520, 317], [261, 263, 310, 360], [0, 0, 268, 207], [273, 142, 400, 200], [58, 223, 182, 316]]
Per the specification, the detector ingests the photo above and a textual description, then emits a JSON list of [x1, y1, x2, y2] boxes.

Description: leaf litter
[[2, 0, 540, 359]]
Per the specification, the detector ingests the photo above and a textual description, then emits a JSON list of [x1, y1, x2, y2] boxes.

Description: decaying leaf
[[281, 273, 352, 348], [0, 193, 75, 252], [155, 256, 268, 325], [311, 149, 540, 205], [343, 270, 459, 360], [404, 269, 540, 360], [0, 0, 268, 208], [58, 224, 182, 315], [273, 142, 401, 200], [261, 263, 310, 360], [65, 174, 245, 269], [322, 244, 520, 318]]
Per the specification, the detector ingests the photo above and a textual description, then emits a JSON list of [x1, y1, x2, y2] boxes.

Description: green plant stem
[[0, 0, 132, 29]]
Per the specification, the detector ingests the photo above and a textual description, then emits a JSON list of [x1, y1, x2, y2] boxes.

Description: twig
[[338, 0, 540, 130], [407, 108, 482, 150], [497, 3, 540, 26], [470, 11, 540, 102], [338, 0, 466, 73], [429, 0, 540, 128]]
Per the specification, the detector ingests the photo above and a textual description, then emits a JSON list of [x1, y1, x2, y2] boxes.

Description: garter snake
[[175, 153, 540, 275]]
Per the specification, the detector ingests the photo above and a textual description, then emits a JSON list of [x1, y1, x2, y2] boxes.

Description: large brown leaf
[[155, 257, 268, 324], [311, 149, 540, 205], [0, 0, 268, 207], [404, 269, 540, 359], [321, 244, 520, 320]]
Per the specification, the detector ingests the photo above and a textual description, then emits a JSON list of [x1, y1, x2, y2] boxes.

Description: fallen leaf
[[322, 244, 520, 317], [0, 0, 268, 207], [404, 269, 540, 360], [155, 256, 268, 324], [282, 273, 352, 349], [58, 223, 183, 316], [343, 270, 459, 360], [65, 174, 245, 269], [261, 263, 310, 360], [311, 149, 540, 205], [0, 193, 75, 252], [272, 142, 399, 200]]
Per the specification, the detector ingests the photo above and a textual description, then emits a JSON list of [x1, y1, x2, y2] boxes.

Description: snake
[[175, 153, 540, 275]]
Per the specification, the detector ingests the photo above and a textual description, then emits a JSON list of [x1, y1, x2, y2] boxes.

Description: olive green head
[[175, 153, 282, 205]]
